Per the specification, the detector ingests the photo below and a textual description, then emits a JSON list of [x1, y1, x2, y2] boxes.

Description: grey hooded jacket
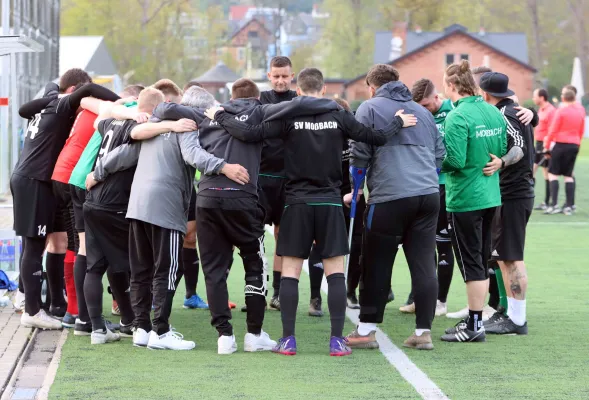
[[351, 81, 445, 204]]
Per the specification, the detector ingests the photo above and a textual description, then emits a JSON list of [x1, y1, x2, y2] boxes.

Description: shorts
[[491, 198, 533, 262], [277, 204, 349, 259], [449, 207, 496, 282], [84, 203, 131, 274], [188, 186, 196, 221], [258, 175, 286, 226], [70, 185, 87, 232], [52, 180, 73, 238], [549, 143, 579, 176], [534, 141, 549, 167], [11, 173, 59, 238], [436, 185, 451, 242]]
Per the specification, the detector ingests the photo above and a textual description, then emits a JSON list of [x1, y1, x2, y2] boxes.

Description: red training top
[[534, 102, 556, 142], [545, 103, 586, 149], [51, 109, 98, 183]]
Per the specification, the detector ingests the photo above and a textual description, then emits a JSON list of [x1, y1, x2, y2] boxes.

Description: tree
[[318, 0, 380, 78], [289, 44, 316, 73], [61, 0, 228, 85]]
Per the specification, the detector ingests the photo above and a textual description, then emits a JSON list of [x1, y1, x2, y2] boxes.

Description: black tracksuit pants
[[359, 193, 439, 329], [129, 219, 184, 335], [196, 195, 266, 337]]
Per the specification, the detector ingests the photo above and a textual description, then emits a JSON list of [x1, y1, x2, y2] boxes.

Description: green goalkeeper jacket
[[441, 95, 507, 213]]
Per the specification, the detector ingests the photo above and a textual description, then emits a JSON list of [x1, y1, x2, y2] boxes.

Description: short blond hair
[[152, 79, 182, 100], [137, 87, 165, 114]]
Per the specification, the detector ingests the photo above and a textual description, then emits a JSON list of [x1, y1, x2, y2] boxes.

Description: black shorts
[[258, 176, 286, 226], [11, 173, 59, 238], [534, 141, 549, 167], [188, 186, 197, 221], [70, 185, 87, 232], [84, 203, 131, 274], [52, 181, 72, 234], [449, 207, 496, 282], [549, 143, 579, 176], [491, 198, 533, 262], [277, 204, 349, 259], [436, 185, 451, 242]]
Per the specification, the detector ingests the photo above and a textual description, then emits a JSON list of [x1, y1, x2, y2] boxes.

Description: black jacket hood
[[220, 98, 262, 115]]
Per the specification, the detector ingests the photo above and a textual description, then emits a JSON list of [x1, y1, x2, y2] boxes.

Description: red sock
[[65, 250, 78, 315]]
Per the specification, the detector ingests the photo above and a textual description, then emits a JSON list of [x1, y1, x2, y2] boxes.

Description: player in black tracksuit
[[479, 72, 535, 335], [258, 89, 297, 311], [209, 68, 412, 355], [83, 116, 139, 343], [12, 72, 119, 328]]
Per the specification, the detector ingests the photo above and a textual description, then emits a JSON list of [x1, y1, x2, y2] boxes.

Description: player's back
[[126, 131, 196, 233], [14, 96, 76, 181], [87, 118, 137, 210], [282, 110, 348, 205]]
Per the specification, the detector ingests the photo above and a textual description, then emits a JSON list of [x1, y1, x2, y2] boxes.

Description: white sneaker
[[244, 330, 277, 352], [91, 328, 120, 344], [13, 291, 25, 312], [218, 334, 237, 354], [482, 305, 496, 321], [21, 309, 62, 330], [133, 328, 150, 347], [435, 300, 448, 316], [147, 329, 195, 350], [446, 306, 469, 319]]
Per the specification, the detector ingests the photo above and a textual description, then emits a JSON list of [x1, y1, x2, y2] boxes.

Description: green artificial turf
[[50, 140, 589, 400]]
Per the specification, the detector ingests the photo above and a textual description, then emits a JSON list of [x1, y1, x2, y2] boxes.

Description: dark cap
[[479, 72, 515, 98]]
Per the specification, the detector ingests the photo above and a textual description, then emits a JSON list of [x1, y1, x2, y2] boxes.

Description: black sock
[[436, 241, 454, 303], [108, 271, 134, 326], [308, 244, 323, 299], [272, 271, 281, 297], [544, 179, 550, 204], [565, 181, 575, 207], [468, 309, 483, 332], [279, 277, 299, 337], [550, 180, 559, 207], [46, 252, 66, 308], [182, 247, 199, 299], [84, 271, 106, 331], [73, 255, 89, 322], [21, 237, 46, 316], [326, 273, 346, 338], [488, 271, 499, 310]]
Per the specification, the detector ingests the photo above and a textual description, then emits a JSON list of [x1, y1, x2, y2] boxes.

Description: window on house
[[237, 47, 246, 62], [460, 54, 469, 62], [248, 31, 259, 38], [445, 54, 455, 65]]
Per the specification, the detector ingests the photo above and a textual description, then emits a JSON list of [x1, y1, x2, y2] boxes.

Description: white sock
[[357, 322, 377, 336], [415, 329, 430, 337], [508, 298, 526, 326]]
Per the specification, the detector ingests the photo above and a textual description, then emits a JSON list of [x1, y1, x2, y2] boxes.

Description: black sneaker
[[74, 319, 92, 336], [485, 318, 528, 335], [119, 322, 134, 338], [308, 297, 323, 317], [387, 289, 395, 303], [441, 325, 486, 343], [61, 312, 77, 328], [483, 311, 507, 329], [241, 305, 247, 312], [347, 293, 360, 309], [49, 305, 66, 319], [105, 319, 120, 332], [269, 295, 281, 311]]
